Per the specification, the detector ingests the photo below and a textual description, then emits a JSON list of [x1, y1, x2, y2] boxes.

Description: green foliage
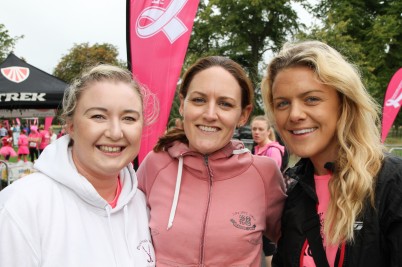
[[300, 0, 402, 127], [0, 24, 23, 62], [169, 0, 304, 122], [53, 43, 127, 84]]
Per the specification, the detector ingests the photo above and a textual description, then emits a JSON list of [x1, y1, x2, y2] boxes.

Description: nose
[[288, 102, 306, 122], [105, 119, 123, 140], [203, 103, 218, 121]]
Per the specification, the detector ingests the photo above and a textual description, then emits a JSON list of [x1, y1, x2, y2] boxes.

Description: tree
[[53, 43, 126, 83], [168, 0, 305, 121], [300, 0, 402, 129], [0, 24, 23, 62]]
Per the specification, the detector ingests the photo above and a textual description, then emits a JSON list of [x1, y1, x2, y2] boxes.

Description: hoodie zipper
[[200, 155, 213, 265]]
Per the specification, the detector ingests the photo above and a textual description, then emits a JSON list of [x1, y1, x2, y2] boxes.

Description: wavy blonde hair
[[261, 40, 385, 244]]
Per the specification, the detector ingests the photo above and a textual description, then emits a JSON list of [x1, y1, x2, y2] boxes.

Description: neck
[[258, 139, 271, 147]]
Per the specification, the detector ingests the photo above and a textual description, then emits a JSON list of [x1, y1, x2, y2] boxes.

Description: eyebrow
[[84, 107, 141, 116], [273, 89, 325, 100], [189, 91, 237, 102]]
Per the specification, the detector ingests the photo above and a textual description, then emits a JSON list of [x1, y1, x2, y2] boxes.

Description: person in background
[[27, 126, 41, 162], [0, 130, 17, 161], [251, 115, 285, 168], [48, 127, 57, 144], [17, 129, 29, 163], [12, 122, 20, 147], [38, 125, 50, 154], [0, 122, 7, 139], [137, 56, 286, 266], [0, 64, 155, 266], [251, 115, 286, 267], [262, 40, 402, 267]]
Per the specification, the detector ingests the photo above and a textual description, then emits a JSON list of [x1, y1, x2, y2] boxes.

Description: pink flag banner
[[44, 116, 54, 131], [127, 0, 200, 164], [381, 68, 402, 143]]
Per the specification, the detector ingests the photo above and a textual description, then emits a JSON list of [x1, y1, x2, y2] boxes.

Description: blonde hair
[[251, 115, 276, 141], [60, 64, 157, 126], [261, 40, 385, 244]]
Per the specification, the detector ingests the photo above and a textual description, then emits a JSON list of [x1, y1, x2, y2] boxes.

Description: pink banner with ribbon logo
[[381, 68, 402, 143], [128, 0, 199, 164]]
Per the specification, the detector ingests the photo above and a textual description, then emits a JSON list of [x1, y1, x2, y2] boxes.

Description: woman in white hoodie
[[0, 64, 155, 267]]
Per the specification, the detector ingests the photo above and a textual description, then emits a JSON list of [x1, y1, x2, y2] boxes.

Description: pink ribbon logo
[[136, 0, 188, 43], [385, 80, 402, 108]]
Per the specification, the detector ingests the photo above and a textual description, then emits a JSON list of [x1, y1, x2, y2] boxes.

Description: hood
[[34, 135, 138, 213], [268, 141, 285, 154], [166, 139, 251, 181]]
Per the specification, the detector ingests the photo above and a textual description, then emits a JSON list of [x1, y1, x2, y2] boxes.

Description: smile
[[98, 145, 123, 153], [198, 125, 218, 132], [291, 128, 317, 135]]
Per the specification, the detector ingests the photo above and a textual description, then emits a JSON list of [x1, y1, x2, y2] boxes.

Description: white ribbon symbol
[[136, 0, 188, 44], [386, 80, 402, 108]]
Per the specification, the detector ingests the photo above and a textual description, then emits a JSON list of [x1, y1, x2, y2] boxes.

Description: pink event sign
[[128, 0, 200, 164], [382, 68, 402, 143]]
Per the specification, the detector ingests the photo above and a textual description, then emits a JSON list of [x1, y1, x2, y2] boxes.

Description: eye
[[90, 114, 106, 120], [274, 100, 289, 110], [191, 97, 205, 104], [123, 115, 139, 122], [305, 96, 320, 105], [218, 101, 234, 108]]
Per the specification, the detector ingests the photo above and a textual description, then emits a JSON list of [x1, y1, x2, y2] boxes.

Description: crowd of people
[[0, 40, 401, 267], [0, 121, 63, 163]]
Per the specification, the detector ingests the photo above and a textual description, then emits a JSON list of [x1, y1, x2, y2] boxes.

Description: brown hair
[[154, 56, 254, 152]]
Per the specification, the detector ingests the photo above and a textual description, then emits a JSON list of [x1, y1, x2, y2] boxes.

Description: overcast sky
[[1, 1, 312, 75], [1, 0, 127, 74]]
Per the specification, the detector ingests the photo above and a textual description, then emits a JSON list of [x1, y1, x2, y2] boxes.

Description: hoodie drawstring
[[123, 205, 132, 258], [232, 148, 249, 155], [167, 156, 184, 230], [106, 205, 118, 267]]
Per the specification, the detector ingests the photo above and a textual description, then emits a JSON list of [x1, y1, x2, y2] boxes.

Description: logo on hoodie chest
[[230, 211, 256, 231], [137, 239, 154, 264]]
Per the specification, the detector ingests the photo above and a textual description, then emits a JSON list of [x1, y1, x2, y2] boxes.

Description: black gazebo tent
[[0, 53, 67, 112]]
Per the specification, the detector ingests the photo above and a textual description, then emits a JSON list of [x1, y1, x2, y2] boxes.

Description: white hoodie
[[0, 135, 155, 267]]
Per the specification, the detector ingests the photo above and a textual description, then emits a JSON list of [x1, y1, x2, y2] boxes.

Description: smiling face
[[272, 66, 340, 168], [179, 66, 251, 154], [66, 80, 143, 180]]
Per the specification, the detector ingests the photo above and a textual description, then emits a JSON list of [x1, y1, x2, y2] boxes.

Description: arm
[[380, 162, 402, 267]]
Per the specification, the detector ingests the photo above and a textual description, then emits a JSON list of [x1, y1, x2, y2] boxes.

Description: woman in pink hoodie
[[137, 56, 286, 267]]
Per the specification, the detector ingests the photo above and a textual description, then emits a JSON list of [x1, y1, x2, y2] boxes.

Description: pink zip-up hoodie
[[137, 140, 286, 267]]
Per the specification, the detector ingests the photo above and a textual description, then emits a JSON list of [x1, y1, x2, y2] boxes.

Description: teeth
[[99, 146, 122, 153], [292, 128, 316, 135], [199, 125, 218, 132]]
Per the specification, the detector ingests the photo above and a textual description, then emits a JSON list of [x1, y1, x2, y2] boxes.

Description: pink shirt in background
[[254, 141, 284, 168], [39, 130, 50, 150], [28, 131, 41, 149], [303, 174, 338, 267]]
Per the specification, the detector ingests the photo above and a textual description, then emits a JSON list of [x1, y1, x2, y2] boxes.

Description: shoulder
[[374, 155, 402, 226], [137, 150, 175, 193], [377, 154, 402, 187], [0, 173, 59, 217], [251, 153, 278, 169], [138, 150, 174, 174]]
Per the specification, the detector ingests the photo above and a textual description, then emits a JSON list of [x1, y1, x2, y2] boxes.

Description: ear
[[179, 94, 185, 117], [64, 119, 74, 138], [238, 104, 253, 127]]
